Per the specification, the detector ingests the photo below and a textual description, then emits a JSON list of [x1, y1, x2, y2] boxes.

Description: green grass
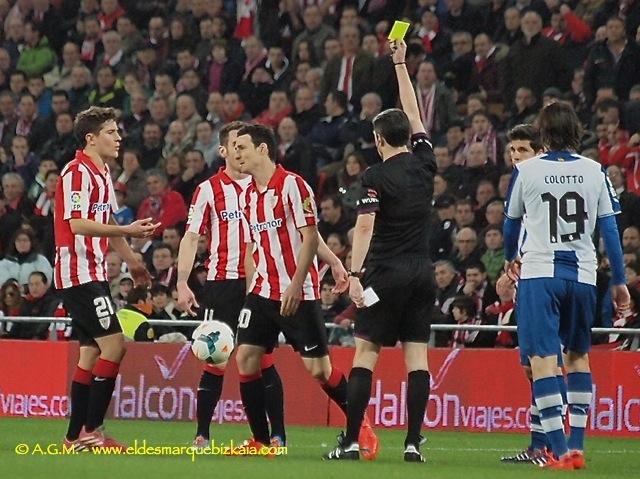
[[0, 418, 637, 478]]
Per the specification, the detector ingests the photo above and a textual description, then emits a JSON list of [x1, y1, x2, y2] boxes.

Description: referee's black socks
[[239, 372, 271, 444], [406, 370, 430, 448], [345, 367, 372, 445]]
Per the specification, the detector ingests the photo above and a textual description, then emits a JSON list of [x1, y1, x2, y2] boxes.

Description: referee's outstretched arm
[[391, 40, 426, 136]]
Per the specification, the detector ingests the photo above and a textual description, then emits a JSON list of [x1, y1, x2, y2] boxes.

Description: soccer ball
[[191, 320, 235, 365]]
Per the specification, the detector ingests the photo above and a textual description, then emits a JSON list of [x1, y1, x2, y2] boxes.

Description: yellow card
[[388, 20, 411, 41]]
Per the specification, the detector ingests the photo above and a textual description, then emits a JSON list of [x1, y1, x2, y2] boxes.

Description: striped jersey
[[505, 151, 620, 285], [186, 169, 251, 280], [54, 150, 118, 289], [243, 165, 320, 301]]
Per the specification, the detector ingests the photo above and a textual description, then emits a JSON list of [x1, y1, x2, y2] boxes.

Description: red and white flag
[[234, 0, 256, 39]]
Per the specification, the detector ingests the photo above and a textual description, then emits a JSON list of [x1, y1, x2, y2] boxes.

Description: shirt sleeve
[[357, 167, 380, 215], [287, 175, 317, 229], [61, 166, 90, 220], [186, 183, 211, 235], [410, 133, 437, 174], [597, 166, 622, 218], [107, 177, 119, 213], [504, 166, 524, 220]]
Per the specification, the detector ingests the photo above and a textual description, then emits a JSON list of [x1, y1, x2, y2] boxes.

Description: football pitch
[[1, 418, 637, 479]]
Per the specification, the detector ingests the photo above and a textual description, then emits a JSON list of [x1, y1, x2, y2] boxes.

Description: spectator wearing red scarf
[[98, 0, 126, 31]]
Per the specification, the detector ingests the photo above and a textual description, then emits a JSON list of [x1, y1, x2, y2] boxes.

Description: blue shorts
[[519, 348, 564, 368], [516, 278, 596, 361]]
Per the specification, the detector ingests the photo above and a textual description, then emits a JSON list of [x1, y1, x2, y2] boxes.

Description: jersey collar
[[76, 149, 110, 176], [540, 151, 579, 162], [251, 164, 285, 193], [218, 167, 251, 188]]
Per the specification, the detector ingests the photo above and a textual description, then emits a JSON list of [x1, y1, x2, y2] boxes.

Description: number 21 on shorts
[[94, 296, 115, 329]]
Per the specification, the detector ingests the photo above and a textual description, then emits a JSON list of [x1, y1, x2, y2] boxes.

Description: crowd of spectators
[[0, 0, 639, 348]]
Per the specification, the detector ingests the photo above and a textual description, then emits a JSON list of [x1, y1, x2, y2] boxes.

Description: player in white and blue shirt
[[503, 103, 629, 469]]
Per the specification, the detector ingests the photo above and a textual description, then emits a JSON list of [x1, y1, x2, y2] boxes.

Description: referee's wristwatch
[[348, 270, 364, 280]]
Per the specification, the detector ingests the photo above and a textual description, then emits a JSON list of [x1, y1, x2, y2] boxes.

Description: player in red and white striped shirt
[[55, 107, 158, 451], [232, 124, 378, 456], [176, 122, 287, 448]]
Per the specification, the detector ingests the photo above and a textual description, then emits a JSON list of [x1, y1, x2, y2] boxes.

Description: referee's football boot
[[404, 442, 426, 463]]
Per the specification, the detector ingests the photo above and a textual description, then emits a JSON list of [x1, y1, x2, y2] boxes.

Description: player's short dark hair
[[220, 121, 248, 147], [237, 124, 277, 162], [507, 124, 543, 152], [465, 261, 486, 274], [128, 286, 150, 304], [372, 108, 411, 147], [538, 102, 582, 152], [74, 106, 118, 147], [450, 295, 476, 318], [29, 271, 48, 284]]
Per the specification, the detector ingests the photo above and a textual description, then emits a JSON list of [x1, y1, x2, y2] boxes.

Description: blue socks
[[533, 377, 568, 458], [566, 372, 592, 451]]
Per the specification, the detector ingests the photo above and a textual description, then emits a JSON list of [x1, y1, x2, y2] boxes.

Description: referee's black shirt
[[356, 133, 436, 262]]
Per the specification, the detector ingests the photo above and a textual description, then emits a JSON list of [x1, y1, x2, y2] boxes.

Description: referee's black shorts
[[196, 279, 247, 332], [60, 281, 122, 346], [355, 257, 435, 347]]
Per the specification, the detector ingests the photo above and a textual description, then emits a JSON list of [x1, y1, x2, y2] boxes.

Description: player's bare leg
[[64, 345, 100, 450], [402, 342, 430, 462], [323, 339, 380, 461]]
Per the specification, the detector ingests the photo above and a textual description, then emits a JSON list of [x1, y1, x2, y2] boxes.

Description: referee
[[323, 40, 437, 463]]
